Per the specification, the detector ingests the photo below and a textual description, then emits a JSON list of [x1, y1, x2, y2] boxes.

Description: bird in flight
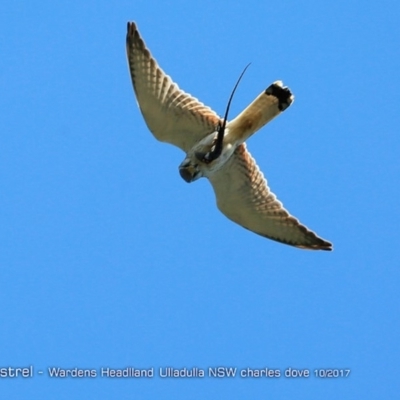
[[126, 22, 332, 250]]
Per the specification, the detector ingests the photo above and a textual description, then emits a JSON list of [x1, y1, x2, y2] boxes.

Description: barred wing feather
[[126, 22, 220, 153], [209, 144, 332, 250]]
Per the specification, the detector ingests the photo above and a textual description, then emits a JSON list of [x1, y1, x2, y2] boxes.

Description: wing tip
[[126, 21, 137, 36], [294, 225, 333, 250], [126, 21, 140, 48], [268, 236, 333, 251], [297, 241, 333, 251], [257, 222, 333, 251]]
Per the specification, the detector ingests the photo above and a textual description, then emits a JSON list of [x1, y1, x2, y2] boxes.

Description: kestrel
[[126, 22, 332, 250]]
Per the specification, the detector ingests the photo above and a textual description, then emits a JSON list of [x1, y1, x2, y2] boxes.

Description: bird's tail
[[226, 81, 294, 144]]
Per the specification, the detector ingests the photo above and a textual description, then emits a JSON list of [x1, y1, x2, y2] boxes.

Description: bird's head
[[178, 158, 203, 183]]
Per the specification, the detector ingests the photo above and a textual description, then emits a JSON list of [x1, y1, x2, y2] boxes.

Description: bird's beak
[[179, 160, 199, 183]]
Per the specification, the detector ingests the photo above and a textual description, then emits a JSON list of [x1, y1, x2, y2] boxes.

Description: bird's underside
[[126, 21, 332, 251]]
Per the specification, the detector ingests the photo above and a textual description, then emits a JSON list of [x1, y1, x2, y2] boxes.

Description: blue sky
[[1, 0, 399, 398]]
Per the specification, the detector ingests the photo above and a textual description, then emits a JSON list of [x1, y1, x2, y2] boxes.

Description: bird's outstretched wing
[[209, 144, 332, 250], [126, 22, 221, 152]]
